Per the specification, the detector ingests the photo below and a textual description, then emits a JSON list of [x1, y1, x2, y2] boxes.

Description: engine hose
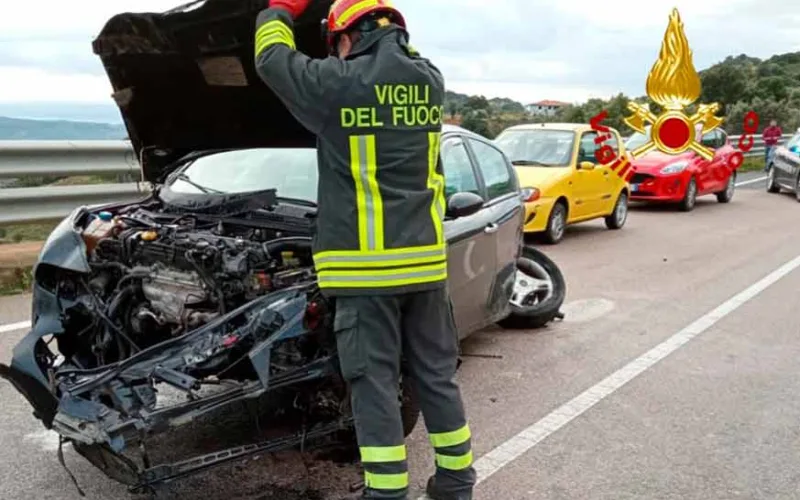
[[262, 237, 312, 257], [106, 284, 139, 359]]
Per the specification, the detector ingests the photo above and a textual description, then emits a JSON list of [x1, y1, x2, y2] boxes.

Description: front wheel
[[795, 176, 800, 203], [767, 166, 780, 193], [716, 172, 735, 203], [542, 202, 567, 244], [604, 191, 628, 229], [679, 177, 697, 212], [497, 246, 566, 329]]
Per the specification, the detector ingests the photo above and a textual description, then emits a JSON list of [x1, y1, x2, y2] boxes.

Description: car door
[[697, 129, 729, 193], [598, 130, 628, 210], [464, 137, 524, 326], [573, 130, 607, 217], [441, 134, 497, 338], [774, 133, 800, 187]]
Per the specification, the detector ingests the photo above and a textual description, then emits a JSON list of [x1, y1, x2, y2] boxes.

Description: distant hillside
[[0, 116, 127, 140]]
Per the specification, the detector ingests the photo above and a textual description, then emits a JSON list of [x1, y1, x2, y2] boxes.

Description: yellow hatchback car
[[494, 123, 631, 244]]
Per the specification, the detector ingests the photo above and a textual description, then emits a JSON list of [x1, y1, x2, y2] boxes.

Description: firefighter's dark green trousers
[[334, 287, 476, 499]]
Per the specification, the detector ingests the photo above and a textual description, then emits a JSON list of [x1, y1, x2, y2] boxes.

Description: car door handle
[[484, 223, 500, 234]]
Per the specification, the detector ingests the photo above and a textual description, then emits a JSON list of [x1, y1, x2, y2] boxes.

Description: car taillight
[[520, 187, 540, 202]]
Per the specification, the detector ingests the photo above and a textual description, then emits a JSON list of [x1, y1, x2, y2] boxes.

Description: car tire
[[678, 177, 697, 212], [604, 191, 628, 229], [716, 172, 735, 203], [497, 246, 566, 330], [767, 166, 780, 193], [542, 201, 567, 244], [795, 176, 800, 203]]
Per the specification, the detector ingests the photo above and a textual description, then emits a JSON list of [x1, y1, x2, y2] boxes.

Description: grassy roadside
[[738, 156, 766, 173]]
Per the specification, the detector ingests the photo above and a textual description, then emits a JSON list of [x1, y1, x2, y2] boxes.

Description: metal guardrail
[[0, 135, 787, 226], [0, 141, 148, 226]]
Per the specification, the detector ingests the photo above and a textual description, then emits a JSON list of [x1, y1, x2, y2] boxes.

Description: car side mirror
[[578, 161, 595, 170], [446, 192, 483, 219]]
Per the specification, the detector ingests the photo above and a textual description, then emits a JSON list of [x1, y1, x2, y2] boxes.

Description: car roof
[[500, 122, 613, 134], [442, 124, 487, 139]]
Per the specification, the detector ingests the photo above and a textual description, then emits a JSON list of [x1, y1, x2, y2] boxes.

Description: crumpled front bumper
[[3, 285, 334, 448]]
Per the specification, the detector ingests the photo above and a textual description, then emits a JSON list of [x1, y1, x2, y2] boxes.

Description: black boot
[[425, 476, 472, 500]]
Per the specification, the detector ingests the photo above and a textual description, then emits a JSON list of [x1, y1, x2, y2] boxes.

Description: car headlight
[[660, 161, 688, 174], [520, 187, 540, 202]]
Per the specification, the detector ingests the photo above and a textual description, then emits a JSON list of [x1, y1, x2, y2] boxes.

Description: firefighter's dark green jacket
[[254, 8, 447, 297]]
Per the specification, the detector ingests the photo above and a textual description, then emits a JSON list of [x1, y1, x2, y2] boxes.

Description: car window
[[578, 131, 599, 163], [167, 148, 319, 200], [467, 139, 516, 199], [442, 139, 481, 199], [605, 132, 620, 154], [786, 133, 800, 149], [701, 130, 718, 149], [494, 129, 575, 166], [717, 129, 728, 147]]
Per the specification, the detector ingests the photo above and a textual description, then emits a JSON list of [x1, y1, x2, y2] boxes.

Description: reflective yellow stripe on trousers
[[429, 424, 473, 471], [361, 445, 409, 491]]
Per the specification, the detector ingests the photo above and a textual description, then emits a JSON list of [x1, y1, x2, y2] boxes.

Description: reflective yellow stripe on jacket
[[255, 19, 295, 57], [315, 133, 448, 289]]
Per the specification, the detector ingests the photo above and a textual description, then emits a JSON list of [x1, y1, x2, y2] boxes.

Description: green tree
[[460, 109, 491, 137], [755, 76, 790, 101], [699, 63, 748, 111], [463, 95, 490, 112]]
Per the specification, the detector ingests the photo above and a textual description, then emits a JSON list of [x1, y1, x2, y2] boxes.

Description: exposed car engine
[[56, 201, 319, 368]]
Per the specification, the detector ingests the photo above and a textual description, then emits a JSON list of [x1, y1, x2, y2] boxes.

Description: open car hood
[[92, 0, 333, 183]]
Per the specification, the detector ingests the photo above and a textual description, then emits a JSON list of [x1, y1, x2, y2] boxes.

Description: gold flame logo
[[624, 8, 722, 160], [646, 9, 701, 110]]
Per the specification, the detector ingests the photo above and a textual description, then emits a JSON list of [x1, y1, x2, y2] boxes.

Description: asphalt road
[[3, 170, 799, 500]]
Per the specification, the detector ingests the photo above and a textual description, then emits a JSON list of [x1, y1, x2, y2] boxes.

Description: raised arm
[[254, 5, 349, 136]]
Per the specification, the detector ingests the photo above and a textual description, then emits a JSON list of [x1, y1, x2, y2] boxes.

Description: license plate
[[631, 183, 639, 192]]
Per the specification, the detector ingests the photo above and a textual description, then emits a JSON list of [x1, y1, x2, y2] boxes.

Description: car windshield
[[166, 148, 318, 201], [626, 129, 650, 151], [494, 129, 575, 166]]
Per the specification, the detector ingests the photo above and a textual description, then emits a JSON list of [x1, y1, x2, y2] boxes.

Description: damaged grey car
[[0, 0, 567, 494]]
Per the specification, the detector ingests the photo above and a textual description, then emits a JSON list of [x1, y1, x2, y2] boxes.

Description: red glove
[[269, 0, 311, 19]]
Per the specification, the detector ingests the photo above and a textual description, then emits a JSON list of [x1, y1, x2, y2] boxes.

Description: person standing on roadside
[[252, 0, 476, 498], [763, 119, 783, 171]]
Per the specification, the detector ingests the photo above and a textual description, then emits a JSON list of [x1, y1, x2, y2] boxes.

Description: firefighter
[[253, 0, 476, 498]]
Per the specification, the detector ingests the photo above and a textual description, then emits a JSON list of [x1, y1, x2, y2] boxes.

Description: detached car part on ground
[[0, 0, 566, 493]]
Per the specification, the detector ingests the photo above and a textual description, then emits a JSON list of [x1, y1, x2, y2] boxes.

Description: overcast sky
[[0, 0, 799, 120]]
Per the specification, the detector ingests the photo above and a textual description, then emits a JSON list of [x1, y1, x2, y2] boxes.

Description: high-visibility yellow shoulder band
[[255, 19, 295, 56], [360, 445, 407, 463], [318, 262, 447, 288], [429, 424, 471, 448], [313, 245, 446, 270], [365, 471, 409, 490], [436, 451, 473, 471]]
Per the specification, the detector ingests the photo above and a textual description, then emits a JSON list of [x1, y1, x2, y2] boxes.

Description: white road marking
[[0, 320, 30, 334], [461, 253, 800, 491], [735, 176, 767, 187]]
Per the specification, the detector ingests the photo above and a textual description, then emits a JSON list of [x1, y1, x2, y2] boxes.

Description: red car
[[625, 126, 739, 211]]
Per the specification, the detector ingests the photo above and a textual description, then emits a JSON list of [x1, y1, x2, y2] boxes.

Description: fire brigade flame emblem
[[624, 8, 723, 160]]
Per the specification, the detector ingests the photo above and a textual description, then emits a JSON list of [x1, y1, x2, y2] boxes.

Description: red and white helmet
[[324, 0, 406, 51]]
